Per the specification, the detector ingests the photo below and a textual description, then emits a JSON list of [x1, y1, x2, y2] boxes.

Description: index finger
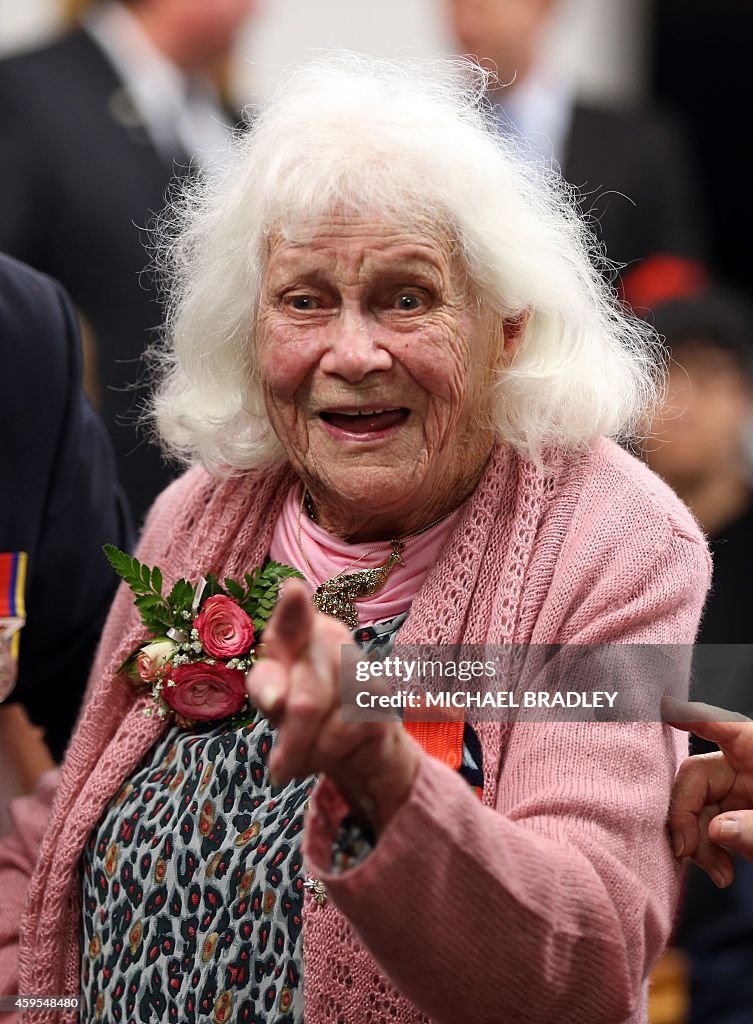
[[261, 579, 314, 668], [662, 698, 753, 764]]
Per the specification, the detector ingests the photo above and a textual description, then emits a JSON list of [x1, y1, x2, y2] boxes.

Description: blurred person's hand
[[664, 697, 753, 887]]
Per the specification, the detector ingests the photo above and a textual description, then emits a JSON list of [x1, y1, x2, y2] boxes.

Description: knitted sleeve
[[303, 527, 709, 1023], [0, 770, 58, 1009]]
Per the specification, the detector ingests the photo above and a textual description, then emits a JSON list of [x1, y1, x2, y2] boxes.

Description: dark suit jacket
[[562, 101, 706, 273], [0, 28, 192, 522], [0, 252, 133, 760]]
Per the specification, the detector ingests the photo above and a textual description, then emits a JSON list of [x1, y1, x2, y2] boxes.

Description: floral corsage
[[104, 545, 302, 728]]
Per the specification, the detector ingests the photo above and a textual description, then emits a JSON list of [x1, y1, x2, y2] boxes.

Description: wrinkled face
[[645, 342, 752, 490], [446, 0, 555, 76], [255, 215, 503, 539]]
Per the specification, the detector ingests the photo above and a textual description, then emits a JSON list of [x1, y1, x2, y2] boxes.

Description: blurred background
[[2, 1, 746, 289], [0, 0, 648, 106]]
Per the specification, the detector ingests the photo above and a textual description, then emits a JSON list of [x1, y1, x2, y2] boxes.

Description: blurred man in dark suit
[[0, 252, 133, 761], [0, 0, 255, 523], [446, 0, 706, 277]]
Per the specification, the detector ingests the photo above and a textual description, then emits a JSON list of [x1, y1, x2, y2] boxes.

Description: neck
[[674, 473, 752, 537], [304, 495, 457, 546], [305, 458, 491, 544]]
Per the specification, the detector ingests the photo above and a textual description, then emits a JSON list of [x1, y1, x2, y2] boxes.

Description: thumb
[[709, 811, 753, 863]]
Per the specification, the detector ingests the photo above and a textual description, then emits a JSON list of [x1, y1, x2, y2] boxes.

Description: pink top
[[269, 483, 463, 625], [0, 439, 711, 1024]]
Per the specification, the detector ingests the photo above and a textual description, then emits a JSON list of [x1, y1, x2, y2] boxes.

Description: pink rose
[[194, 595, 254, 658], [163, 662, 247, 721]]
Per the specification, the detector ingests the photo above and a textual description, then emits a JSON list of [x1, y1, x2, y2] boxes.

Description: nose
[[319, 311, 393, 382]]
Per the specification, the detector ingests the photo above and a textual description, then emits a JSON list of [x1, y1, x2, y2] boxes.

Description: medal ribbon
[[0, 552, 28, 658]]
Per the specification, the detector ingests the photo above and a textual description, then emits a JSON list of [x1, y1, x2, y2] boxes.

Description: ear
[[502, 310, 529, 358]]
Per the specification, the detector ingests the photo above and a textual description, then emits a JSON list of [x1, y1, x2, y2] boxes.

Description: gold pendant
[[303, 877, 328, 907], [312, 541, 404, 628]]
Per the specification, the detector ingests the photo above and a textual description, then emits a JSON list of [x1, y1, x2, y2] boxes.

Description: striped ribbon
[[0, 552, 27, 659]]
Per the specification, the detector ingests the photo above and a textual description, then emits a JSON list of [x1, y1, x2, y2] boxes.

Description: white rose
[[136, 638, 178, 683]]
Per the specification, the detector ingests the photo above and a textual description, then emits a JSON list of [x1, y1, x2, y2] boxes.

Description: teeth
[[344, 408, 395, 416]]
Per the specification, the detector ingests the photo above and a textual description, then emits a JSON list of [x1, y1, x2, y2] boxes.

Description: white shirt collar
[[84, 1, 230, 167], [492, 63, 575, 169]]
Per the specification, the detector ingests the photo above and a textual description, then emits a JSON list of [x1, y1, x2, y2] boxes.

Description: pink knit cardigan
[[0, 439, 710, 1024]]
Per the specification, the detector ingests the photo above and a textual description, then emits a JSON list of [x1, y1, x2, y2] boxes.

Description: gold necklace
[[296, 489, 453, 628]]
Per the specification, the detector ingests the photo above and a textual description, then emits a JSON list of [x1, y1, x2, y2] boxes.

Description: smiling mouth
[[319, 408, 409, 434]]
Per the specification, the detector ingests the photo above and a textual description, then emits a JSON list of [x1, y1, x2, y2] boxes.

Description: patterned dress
[[80, 614, 482, 1023]]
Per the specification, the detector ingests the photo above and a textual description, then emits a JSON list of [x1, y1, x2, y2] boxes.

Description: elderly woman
[[0, 56, 709, 1023]]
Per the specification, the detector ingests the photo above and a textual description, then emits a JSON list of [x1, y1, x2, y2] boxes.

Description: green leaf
[[116, 651, 140, 677], [152, 567, 163, 596], [264, 560, 304, 582], [105, 547, 144, 590], [103, 544, 134, 580], [103, 545, 170, 604], [167, 578, 193, 611], [224, 578, 245, 602], [133, 596, 171, 632], [202, 574, 225, 600]]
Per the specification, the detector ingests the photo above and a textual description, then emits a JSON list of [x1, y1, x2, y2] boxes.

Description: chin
[[315, 462, 424, 519], [337, 471, 416, 510]]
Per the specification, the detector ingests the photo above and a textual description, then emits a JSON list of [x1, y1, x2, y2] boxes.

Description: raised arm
[[247, 524, 709, 1023]]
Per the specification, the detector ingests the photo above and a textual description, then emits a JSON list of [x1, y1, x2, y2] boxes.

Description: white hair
[[151, 52, 662, 473]]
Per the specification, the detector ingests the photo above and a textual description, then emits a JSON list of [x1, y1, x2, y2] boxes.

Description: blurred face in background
[[129, 0, 257, 70], [645, 341, 752, 493], [445, 0, 556, 83]]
